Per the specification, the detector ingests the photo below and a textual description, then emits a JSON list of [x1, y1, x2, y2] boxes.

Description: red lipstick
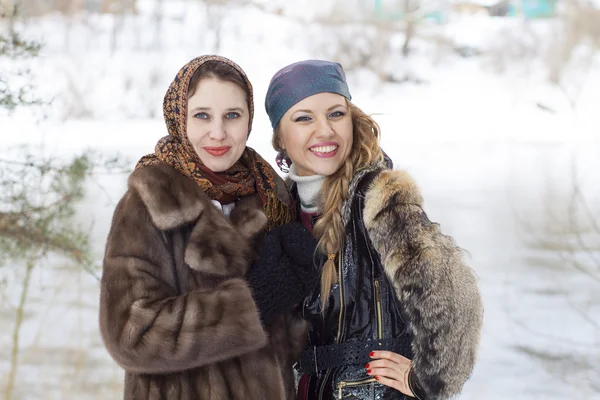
[[204, 146, 231, 157]]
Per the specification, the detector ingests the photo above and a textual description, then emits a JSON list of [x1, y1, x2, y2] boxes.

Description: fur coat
[[363, 168, 483, 399], [297, 164, 483, 399], [99, 163, 307, 400]]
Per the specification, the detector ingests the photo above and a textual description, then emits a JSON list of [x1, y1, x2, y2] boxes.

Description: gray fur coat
[[363, 168, 483, 399]]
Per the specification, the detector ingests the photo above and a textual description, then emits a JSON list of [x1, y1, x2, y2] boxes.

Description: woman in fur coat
[[264, 60, 484, 400], [99, 55, 319, 400]]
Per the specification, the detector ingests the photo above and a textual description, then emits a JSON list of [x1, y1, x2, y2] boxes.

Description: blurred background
[[1, 0, 599, 398]]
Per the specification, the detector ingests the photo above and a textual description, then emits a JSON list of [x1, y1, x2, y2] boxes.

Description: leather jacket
[[296, 167, 415, 400]]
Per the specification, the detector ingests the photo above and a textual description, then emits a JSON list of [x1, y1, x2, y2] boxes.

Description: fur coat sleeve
[[363, 169, 484, 400], [99, 164, 268, 375]]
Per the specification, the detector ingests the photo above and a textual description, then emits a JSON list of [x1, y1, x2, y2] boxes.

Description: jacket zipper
[[337, 378, 377, 399], [374, 279, 383, 340], [335, 275, 382, 399], [318, 250, 344, 400]]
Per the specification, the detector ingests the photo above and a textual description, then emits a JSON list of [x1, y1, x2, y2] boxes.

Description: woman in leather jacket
[[264, 60, 484, 400]]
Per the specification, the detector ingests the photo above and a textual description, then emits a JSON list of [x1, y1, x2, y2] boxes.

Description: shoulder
[[363, 169, 423, 223], [124, 163, 211, 230]]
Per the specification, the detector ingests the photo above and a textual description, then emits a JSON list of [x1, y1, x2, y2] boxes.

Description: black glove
[[408, 368, 428, 400], [245, 222, 320, 325]]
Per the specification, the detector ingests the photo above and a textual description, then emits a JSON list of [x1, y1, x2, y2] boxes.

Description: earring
[[276, 151, 292, 173]]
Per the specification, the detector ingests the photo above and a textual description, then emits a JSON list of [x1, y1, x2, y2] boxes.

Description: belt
[[295, 336, 411, 375]]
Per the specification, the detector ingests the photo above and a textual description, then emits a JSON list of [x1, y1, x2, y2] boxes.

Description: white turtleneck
[[288, 165, 325, 213]]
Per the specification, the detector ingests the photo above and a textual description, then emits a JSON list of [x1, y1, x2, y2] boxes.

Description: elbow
[[99, 303, 160, 374], [99, 318, 145, 373], [100, 327, 178, 374], [103, 344, 145, 373]]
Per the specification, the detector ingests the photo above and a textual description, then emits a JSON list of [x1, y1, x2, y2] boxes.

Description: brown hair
[[273, 100, 383, 309]]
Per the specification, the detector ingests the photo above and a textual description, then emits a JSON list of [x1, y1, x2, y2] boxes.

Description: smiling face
[[277, 92, 353, 177], [186, 77, 250, 172]]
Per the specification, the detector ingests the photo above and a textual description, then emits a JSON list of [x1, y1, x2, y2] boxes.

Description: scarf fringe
[[265, 191, 294, 231]]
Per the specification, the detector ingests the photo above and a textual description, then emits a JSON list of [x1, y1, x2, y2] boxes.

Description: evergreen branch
[[0, 213, 89, 265], [0, 154, 131, 176], [0, 32, 41, 59]]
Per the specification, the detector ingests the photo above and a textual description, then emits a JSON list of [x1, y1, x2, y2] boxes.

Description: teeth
[[310, 145, 337, 153]]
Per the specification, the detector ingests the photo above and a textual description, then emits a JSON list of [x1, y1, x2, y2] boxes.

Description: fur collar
[[341, 162, 382, 226], [341, 162, 423, 226], [128, 163, 267, 276], [129, 163, 208, 230], [364, 169, 424, 218]]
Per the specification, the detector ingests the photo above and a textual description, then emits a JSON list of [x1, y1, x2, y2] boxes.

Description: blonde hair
[[273, 100, 383, 309]]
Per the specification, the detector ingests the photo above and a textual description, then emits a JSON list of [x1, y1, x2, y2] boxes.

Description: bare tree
[[510, 154, 600, 394], [283, 0, 451, 82], [1, 17, 128, 399], [547, 0, 600, 85]]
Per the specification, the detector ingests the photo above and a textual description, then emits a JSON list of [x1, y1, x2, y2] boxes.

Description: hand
[[366, 350, 415, 397]]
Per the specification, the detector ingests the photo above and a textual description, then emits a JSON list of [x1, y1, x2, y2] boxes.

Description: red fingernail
[[370, 352, 374, 357], [375, 376, 380, 381], [367, 369, 371, 373], [365, 363, 370, 368]]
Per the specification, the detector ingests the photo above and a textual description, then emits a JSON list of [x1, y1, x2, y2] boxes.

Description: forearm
[[100, 276, 267, 374], [385, 229, 483, 399], [406, 260, 482, 399]]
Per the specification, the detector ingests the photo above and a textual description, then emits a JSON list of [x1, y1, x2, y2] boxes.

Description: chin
[[203, 159, 235, 173], [315, 161, 345, 177]]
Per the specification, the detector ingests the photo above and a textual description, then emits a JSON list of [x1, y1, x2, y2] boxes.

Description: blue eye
[[226, 112, 240, 119], [329, 111, 345, 118], [294, 115, 312, 122], [194, 112, 209, 119]]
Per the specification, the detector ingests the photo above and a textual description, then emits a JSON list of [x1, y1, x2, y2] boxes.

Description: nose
[[208, 120, 226, 141], [315, 118, 335, 139]]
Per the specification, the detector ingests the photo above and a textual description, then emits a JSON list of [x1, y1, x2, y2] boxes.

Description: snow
[[1, 1, 600, 398]]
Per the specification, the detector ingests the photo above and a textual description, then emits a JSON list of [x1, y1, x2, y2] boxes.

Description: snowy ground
[[1, 2, 600, 399]]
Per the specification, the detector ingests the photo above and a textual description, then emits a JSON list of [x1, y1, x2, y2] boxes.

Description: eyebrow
[[293, 104, 347, 114], [328, 104, 347, 111], [189, 107, 245, 113], [292, 109, 312, 115]]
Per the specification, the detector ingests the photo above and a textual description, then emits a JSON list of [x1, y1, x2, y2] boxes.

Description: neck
[[289, 165, 324, 213]]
